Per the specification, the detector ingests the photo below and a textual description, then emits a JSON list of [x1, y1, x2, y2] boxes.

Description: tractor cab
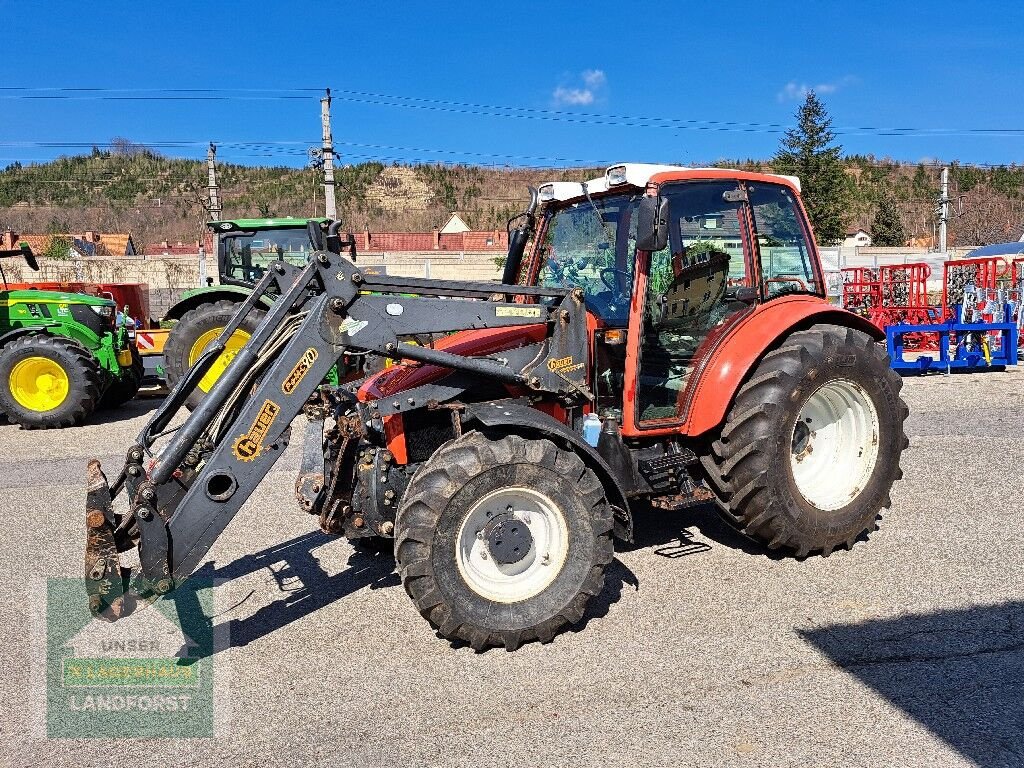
[[210, 217, 329, 286], [520, 163, 823, 430]]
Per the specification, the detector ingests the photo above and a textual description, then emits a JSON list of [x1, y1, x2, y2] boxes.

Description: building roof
[[967, 241, 1024, 257], [538, 163, 802, 203]]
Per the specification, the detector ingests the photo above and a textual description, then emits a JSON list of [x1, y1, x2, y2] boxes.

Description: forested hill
[[2, 147, 1022, 248]]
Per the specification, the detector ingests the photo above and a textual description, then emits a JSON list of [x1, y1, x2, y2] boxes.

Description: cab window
[[747, 183, 819, 297], [536, 194, 639, 325]]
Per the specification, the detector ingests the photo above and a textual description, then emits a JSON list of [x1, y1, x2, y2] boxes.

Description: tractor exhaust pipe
[[501, 187, 538, 286]]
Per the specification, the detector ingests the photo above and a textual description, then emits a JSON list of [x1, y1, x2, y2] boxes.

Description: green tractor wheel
[[100, 345, 144, 409], [162, 300, 266, 411], [0, 335, 102, 428]]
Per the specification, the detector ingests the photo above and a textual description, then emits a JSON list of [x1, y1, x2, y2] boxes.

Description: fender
[[163, 286, 274, 321], [464, 401, 634, 542], [681, 296, 884, 438], [0, 326, 51, 348]]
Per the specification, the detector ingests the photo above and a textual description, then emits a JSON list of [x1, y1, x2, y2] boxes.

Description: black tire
[[0, 334, 102, 429], [100, 345, 143, 408], [163, 300, 266, 411], [395, 432, 614, 651], [700, 324, 909, 557]]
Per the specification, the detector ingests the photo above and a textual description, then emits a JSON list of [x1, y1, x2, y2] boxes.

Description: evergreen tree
[[871, 194, 906, 247], [773, 91, 849, 245]]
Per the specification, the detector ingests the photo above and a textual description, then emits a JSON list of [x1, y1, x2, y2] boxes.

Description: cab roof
[[538, 163, 801, 203], [207, 217, 329, 232]]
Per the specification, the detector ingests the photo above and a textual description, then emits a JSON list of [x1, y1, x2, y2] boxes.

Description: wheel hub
[[789, 378, 880, 511], [482, 512, 533, 565], [792, 419, 812, 460]]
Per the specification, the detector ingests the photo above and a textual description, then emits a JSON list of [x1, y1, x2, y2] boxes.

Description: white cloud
[[553, 86, 596, 105], [777, 75, 858, 102], [553, 69, 607, 106]]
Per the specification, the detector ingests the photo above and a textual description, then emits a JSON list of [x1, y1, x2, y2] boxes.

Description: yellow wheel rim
[[188, 328, 252, 393], [9, 356, 70, 412]]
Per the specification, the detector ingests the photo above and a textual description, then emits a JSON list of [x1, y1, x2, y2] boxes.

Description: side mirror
[[636, 196, 669, 252], [20, 243, 38, 271]]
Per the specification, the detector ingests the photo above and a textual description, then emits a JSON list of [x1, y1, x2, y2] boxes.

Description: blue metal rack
[[886, 319, 1019, 373]]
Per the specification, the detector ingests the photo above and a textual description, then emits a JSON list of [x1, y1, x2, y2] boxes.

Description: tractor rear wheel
[[101, 345, 143, 408], [163, 300, 266, 410], [0, 335, 102, 428], [395, 432, 614, 651], [700, 324, 909, 557]]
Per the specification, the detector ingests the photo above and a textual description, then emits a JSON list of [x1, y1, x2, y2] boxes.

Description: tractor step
[[638, 448, 698, 494]]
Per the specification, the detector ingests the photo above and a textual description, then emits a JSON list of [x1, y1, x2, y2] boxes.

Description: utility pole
[[938, 166, 949, 254], [320, 89, 337, 220], [206, 143, 222, 222]]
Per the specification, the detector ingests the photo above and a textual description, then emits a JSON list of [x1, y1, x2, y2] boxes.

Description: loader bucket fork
[[84, 237, 588, 621]]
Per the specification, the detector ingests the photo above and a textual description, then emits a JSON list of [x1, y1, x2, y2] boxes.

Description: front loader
[[86, 164, 909, 651]]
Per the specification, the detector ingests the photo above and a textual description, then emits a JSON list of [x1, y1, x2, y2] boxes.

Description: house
[[439, 212, 471, 234], [0, 229, 137, 258], [842, 228, 873, 249]]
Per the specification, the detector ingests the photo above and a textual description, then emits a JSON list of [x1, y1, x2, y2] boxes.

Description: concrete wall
[[0, 251, 504, 320]]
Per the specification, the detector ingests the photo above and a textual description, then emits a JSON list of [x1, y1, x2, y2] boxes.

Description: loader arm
[[85, 249, 590, 620]]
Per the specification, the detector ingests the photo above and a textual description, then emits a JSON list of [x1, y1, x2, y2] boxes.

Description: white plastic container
[[582, 413, 602, 447]]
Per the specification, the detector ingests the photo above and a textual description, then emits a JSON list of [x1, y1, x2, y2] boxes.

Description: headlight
[[538, 184, 555, 202]]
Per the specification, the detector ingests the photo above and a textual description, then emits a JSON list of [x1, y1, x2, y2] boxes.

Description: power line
[[3, 86, 1024, 138]]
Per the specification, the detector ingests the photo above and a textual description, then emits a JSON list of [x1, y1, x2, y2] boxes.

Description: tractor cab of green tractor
[[210, 217, 330, 287], [0, 243, 142, 428]]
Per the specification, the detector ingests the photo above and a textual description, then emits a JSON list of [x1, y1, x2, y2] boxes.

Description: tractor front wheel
[[395, 432, 613, 651], [0, 335, 102, 428], [163, 300, 266, 410], [701, 324, 909, 557]]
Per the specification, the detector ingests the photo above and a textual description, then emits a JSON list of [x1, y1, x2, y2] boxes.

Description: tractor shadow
[[800, 601, 1024, 767], [622, 500, 790, 561], [89, 396, 162, 425], [169, 530, 400, 658]]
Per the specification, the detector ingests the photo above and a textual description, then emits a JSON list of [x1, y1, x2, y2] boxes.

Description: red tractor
[[86, 164, 908, 650]]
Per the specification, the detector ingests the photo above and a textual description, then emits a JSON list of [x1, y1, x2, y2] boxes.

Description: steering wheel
[[765, 276, 809, 293], [600, 267, 631, 294]]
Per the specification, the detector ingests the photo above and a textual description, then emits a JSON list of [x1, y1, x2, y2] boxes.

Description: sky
[[2, 0, 1024, 170]]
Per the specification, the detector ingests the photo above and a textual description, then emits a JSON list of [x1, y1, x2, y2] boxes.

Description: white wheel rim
[[790, 378, 880, 511], [455, 487, 569, 603]]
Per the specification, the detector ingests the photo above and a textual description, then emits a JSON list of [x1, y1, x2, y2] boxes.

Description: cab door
[[625, 181, 756, 432]]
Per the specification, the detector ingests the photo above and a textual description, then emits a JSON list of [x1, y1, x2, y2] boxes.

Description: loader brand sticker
[[495, 306, 542, 318], [282, 348, 318, 395], [547, 355, 585, 374], [232, 399, 281, 461], [39, 576, 223, 738]]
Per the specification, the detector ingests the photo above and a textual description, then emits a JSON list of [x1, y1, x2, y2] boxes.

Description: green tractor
[[0, 244, 142, 428], [162, 217, 329, 409]]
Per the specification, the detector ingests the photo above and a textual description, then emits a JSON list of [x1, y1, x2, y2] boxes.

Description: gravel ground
[[2, 369, 1023, 767]]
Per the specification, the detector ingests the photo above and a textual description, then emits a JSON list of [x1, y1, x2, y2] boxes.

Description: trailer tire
[[700, 324, 909, 557], [395, 431, 613, 651], [163, 300, 266, 410], [0, 334, 101, 428]]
